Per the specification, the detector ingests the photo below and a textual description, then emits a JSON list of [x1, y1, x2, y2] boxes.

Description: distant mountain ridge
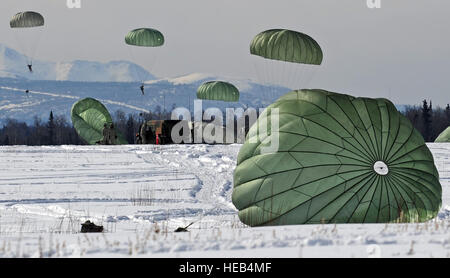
[[0, 44, 155, 82], [0, 74, 290, 125], [0, 45, 409, 126]]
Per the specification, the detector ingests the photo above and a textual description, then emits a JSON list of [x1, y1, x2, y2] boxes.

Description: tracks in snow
[[133, 145, 239, 214]]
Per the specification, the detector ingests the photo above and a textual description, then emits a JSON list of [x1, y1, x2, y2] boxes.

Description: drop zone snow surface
[[0, 143, 449, 258]]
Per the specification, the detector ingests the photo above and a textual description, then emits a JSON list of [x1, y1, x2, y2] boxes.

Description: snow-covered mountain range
[[0, 45, 408, 126], [0, 44, 293, 124], [0, 44, 155, 82], [0, 73, 289, 125]]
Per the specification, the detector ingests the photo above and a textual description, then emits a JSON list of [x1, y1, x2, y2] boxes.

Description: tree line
[[403, 101, 450, 142], [0, 105, 173, 146], [0, 101, 449, 145]]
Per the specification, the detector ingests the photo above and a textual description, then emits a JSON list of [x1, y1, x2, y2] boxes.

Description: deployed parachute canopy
[[250, 29, 323, 91], [125, 28, 165, 47], [125, 28, 165, 94], [197, 81, 240, 102], [250, 29, 323, 65], [10, 11, 45, 69], [435, 127, 450, 142], [10, 11, 44, 28], [71, 98, 127, 145], [233, 89, 442, 226]]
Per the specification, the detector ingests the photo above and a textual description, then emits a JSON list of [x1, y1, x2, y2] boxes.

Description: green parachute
[[197, 81, 240, 102], [435, 127, 450, 142], [125, 28, 164, 47], [71, 98, 127, 145], [250, 29, 323, 65], [10, 11, 45, 68], [10, 11, 44, 28], [250, 29, 323, 90], [125, 28, 165, 93], [233, 89, 442, 226]]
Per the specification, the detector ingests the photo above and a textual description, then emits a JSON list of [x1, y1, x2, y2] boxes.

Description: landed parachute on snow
[[197, 81, 240, 102], [435, 127, 450, 142], [233, 89, 442, 226], [71, 98, 127, 145]]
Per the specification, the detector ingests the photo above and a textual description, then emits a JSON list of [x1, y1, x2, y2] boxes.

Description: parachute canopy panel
[[233, 89, 442, 226], [10, 11, 44, 28], [250, 29, 323, 65], [125, 28, 164, 47], [435, 127, 450, 142], [197, 81, 240, 102]]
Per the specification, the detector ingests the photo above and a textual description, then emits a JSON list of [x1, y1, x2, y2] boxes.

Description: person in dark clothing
[[102, 123, 109, 145], [109, 123, 117, 145], [25, 89, 29, 96], [27, 64, 33, 73], [140, 84, 145, 95], [135, 133, 142, 144]]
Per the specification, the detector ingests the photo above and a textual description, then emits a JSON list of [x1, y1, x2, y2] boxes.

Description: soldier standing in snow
[[102, 123, 109, 145], [109, 123, 117, 145]]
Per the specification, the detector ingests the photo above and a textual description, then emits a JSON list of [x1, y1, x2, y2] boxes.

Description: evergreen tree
[[3, 135, 9, 145], [422, 100, 432, 142], [446, 104, 450, 123], [48, 111, 55, 145]]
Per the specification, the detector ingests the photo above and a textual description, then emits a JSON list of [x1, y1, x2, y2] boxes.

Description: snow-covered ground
[[0, 143, 449, 258]]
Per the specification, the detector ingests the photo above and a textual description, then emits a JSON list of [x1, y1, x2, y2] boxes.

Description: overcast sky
[[1, 0, 449, 105]]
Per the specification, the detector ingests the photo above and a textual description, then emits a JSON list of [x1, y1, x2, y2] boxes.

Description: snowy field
[[0, 143, 449, 258]]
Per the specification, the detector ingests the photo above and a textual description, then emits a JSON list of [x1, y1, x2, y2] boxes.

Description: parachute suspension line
[[268, 58, 278, 100], [270, 58, 279, 101], [293, 64, 302, 89], [276, 59, 284, 89], [281, 62, 291, 89], [128, 46, 161, 97], [305, 65, 319, 89], [284, 63, 319, 90], [11, 31, 30, 66], [263, 58, 272, 100], [281, 60, 293, 89], [296, 65, 306, 89], [296, 64, 305, 89], [256, 57, 270, 102], [11, 26, 44, 67], [288, 63, 303, 90], [254, 57, 273, 105], [148, 48, 160, 79], [250, 28, 323, 98], [126, 47, 144, 85], [28, 26, 44, 67], [251, 58, 264, 105], [125, 27, 165, 98]]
